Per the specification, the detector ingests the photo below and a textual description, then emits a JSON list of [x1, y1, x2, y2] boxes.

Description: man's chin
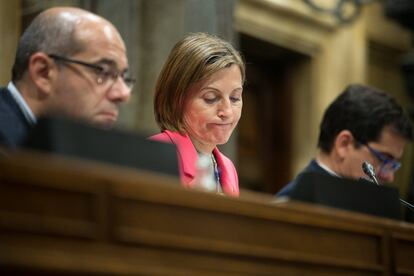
[[92, 116, 117, 129]]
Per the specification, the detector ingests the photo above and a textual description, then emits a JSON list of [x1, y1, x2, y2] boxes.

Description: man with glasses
[[0, 6, 135, 148], [277, 84, 413, 196]]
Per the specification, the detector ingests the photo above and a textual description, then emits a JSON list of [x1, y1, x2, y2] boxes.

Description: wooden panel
[[1, 151, 414, 275], [392, 233, 414, 275], [114, 199, 382, 265], [0, 181, 98, 238]]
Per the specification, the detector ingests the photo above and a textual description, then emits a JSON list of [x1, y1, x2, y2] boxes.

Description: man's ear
[[334, 130, 355, 159], [27, 52, 56, 96]]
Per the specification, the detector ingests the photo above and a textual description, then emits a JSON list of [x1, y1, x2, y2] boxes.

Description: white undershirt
[[7, 82, 36, 125], [315, 159, 340, 177]]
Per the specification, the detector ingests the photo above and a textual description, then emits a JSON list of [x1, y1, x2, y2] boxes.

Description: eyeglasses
[[364, 144, 401, 175], [48, 54, 136, 90]]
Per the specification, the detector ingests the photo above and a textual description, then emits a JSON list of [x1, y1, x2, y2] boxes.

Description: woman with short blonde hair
[[150, 32, 245, 196]]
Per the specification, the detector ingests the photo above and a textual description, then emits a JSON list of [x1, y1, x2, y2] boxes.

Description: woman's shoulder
[[148, 130, 188, 144], [148, 131, 170, 142], [148, 130, 183, 143]]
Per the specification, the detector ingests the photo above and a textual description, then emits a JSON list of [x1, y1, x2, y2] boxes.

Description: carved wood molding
[[235, 0, 338, 56]]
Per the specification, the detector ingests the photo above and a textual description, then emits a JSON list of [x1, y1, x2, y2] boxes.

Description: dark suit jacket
[[0, 86, 31, 148], [276, 159, 328, 197]]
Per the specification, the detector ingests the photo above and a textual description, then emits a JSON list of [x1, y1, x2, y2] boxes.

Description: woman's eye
[[230, 96, 241, 103], [204, 97, 217, 104]]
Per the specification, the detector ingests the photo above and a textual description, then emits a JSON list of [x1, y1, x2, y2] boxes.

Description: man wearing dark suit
[[277, 84, 413, 197], [0, 86, 32, 147], [0, 6, 135, 148]]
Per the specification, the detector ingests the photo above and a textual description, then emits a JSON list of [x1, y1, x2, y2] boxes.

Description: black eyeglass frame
[[364, 143, 401, 173], [355, 138, 402, 176], [48, 54, 136, 89]]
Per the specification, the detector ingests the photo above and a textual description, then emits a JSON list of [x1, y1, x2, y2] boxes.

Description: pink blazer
[[149, 130, 239, 196]]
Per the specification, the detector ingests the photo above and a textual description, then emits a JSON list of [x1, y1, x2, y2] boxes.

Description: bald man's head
[[11, 7, 122, 81]]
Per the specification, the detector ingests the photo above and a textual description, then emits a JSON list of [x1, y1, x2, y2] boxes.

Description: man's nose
[[108, 77, 132, 102], [379, 170, 394, 184]]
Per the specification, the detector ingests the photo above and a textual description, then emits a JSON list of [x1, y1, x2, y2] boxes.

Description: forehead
[[369, 126, 407, 159], [185, 65, 241, 100], [195, 65, 242, 89], [73, 20, 128, 68]]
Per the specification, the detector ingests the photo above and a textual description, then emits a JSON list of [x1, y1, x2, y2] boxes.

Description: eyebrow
[[201, 86, 243, 93], [376, 148, 396, 160], [94, 58, 130, 72], [94, 58, 116, 66]]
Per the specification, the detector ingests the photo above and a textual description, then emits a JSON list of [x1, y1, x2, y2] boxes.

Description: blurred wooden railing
[[1, 151, 414, 275]]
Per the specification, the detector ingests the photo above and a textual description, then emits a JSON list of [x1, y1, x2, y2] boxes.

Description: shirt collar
[[7, 82, 36, 125], [315, 159, 340, 177]]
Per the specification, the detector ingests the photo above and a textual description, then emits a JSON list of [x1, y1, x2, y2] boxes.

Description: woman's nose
[[217, 99, 231, 117]]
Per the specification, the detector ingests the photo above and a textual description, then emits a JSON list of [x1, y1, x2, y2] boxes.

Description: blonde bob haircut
[[154, 32, 245, 133]]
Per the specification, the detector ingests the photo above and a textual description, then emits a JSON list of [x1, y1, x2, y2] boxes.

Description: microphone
[[362, 161, 380, 186], [362, 161, 414, 213]]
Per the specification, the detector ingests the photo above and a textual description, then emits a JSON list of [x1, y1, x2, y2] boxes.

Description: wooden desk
[[1, 151, 414, 275]]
